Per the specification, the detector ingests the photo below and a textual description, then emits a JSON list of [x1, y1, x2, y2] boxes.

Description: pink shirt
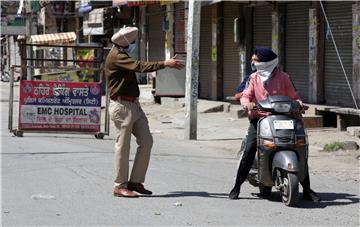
[[240, 69, 303, 119]]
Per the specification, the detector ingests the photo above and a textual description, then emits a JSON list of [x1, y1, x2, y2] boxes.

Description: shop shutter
[[285, 2, 311, 102], [147, 5, 165, 61], [324, 2, 353, 107], [253, 4, 272, 49], [199, 5, 212, 99], [174, 2, 186, 53], [223, 1, 240, 98]]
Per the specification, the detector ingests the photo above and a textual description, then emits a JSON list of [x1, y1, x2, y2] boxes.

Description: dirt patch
[[307, 128, 359, 182]]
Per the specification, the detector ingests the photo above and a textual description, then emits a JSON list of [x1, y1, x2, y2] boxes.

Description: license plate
[[273, 120, 294, 130]]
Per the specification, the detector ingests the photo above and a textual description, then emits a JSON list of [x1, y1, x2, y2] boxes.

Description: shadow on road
[[148, 191, 359, 206], [1, 151, 114, 155], [298, 192, 360, 209], [149, 191, 230, 199], [7, 134, 115, 140], [196, 138, 244, 141], [249, 192, 359, 208]]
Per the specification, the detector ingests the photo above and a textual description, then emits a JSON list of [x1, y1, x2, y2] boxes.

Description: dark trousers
[[233, 119, 311, 190]]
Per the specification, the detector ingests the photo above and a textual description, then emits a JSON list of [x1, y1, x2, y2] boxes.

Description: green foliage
[[323, 142, 344, 152]]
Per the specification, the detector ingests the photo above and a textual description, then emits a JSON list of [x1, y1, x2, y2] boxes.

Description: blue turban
[[254, 47, 277, 62]]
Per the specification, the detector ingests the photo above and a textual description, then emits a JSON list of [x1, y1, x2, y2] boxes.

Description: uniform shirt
[[104, 46, 165, 98], [240, 69, 303, 120]]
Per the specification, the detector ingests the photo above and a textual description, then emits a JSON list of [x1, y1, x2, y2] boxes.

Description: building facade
[[1, 0, 359, 109], [137, 1, 359, 108]]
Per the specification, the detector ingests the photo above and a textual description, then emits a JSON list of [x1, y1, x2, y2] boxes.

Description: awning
[[112, 0, 159, 7], [30, 32, 77, 45], [127, 1, 158, 7], [112, 0, 127, 7]]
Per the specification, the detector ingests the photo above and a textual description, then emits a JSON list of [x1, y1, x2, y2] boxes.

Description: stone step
[[347, 126, 360, 138], [303, 115, 323, 128]]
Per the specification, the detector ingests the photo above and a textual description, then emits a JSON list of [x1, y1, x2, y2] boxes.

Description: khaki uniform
[[104, 46, 165, 188]]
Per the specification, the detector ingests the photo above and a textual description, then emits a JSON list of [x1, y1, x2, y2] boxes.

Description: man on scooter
[[229, 47, 320, 202]]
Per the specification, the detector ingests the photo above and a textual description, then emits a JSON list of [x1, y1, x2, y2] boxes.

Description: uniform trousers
[[109, 98, 153, 188]]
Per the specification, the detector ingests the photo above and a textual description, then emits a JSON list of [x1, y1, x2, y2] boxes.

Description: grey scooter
[[246, 95, 308, 207]]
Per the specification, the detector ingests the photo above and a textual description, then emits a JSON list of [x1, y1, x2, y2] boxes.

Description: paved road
[[1, 82, 359, 226]]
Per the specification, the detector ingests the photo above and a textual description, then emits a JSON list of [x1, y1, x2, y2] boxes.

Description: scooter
[[246, 95, 308, 207]]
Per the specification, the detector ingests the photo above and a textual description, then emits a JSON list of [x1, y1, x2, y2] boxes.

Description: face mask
[[125, 43, 136, 54], [254, 58, 279, 83], [251, 62, 256, 71]]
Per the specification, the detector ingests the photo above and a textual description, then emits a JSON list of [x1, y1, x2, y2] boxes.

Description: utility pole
[[25, 0, 33, 80], [184, 0, 201, 140], [165, 3, 174, 60]]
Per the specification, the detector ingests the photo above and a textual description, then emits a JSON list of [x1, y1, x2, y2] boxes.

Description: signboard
[[1, 1, 26, 35], [19, 80, 102, 132], [0, 14, 26, 35], [35, 70, 80, 82]]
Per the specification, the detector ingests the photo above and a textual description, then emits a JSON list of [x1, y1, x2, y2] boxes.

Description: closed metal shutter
[[147, 5, 165, 61], [253, 4, 272, 49], [223, 1, 240, 98], [285, 2, 311, 102], [174, 2, 186, 53], [324, 2, 353, 107], [199, 5, 212, 99]]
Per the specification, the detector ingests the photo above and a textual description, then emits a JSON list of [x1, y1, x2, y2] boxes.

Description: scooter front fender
[[272, 150, 299, 173]]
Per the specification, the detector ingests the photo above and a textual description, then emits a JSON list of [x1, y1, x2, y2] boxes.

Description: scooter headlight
[[272, 103, 291, 113], [261, 139, 277, 150]]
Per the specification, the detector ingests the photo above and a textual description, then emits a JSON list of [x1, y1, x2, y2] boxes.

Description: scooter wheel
[[281, 172, 299, 207], [13, 130, 23, 137], [94, 132, 104, 139]]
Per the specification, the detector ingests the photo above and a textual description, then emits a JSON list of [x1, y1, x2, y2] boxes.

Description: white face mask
[[254, 58, 279, 82], [125, 43, 136, 54]]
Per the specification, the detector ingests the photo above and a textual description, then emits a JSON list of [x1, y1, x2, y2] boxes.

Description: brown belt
[[111, 95, 137, 102]]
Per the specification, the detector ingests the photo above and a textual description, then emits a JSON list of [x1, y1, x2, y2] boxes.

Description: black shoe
[[229, 187, 240, 200], [303, 189, 321, 202], [128, 182, 152, 195]]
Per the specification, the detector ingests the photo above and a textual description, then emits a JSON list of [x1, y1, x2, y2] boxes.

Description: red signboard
[[127, 1, 159, 7], [18, 80, 102, 132], [112, 0, 175, 7]]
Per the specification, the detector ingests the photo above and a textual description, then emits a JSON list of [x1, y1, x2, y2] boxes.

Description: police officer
[[104, 27, 184, 198]]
